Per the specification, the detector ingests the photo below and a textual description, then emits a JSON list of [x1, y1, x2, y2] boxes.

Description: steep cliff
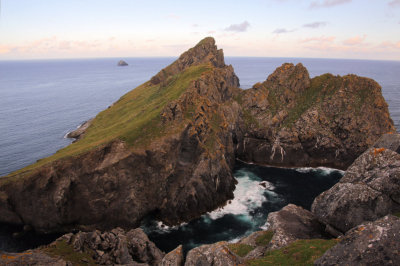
[[0, 37, 395, 234], [0, 37, 241, 233], [237, 63, 395, 169]]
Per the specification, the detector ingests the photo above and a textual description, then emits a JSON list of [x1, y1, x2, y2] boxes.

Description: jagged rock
[[161, 245, 183, 266], [238, 230, 267, 247], [312, 146, 400, 233], [237, 64, 395, 170], [265, 204, 328, 250], [118, 60, 128, 66], [67, 228, 163, 265], [0, 250, 68, 265], [66, 118, 93, 140], [184, 241, 242, 266], [315, 215, 400, 265]]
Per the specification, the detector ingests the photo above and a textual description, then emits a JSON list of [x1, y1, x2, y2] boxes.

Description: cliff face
[[0, 37, 241, 233], [237, 63, 395, 169], [0, 37, 395, 233]]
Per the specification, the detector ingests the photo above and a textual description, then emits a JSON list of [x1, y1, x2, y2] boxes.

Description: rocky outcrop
[[265, 204, 328, 250], [315, 215, 400, 265], [0, 37, 394, 235], [161, 245, 184, 266], [184, 241, 241, 266], [118, 60, 128, 66], [66, 118, 93, 140], [0, 228, 164, 265], [237, 64, 395, 169], [312, 145, 400, 233]]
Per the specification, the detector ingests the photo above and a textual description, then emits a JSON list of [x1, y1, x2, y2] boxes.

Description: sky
[[0, 0, 399, 60]]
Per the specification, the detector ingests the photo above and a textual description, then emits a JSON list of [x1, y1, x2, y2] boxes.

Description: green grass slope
[[7, 63, 212, 179]]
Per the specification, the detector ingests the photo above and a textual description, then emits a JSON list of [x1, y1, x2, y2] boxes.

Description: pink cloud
[[343, 35, 366, 46], [300, 36, 336, 43]]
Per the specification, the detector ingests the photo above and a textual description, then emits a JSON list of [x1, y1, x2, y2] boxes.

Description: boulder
[[315, 215, 400, 265], [161, 245, 184, 266], [312, 147, 400, 233], [373, 132, 400, 153], [0, 250, 68, 266], [266, 204, 328, 250], [184, 241, 241, 266]]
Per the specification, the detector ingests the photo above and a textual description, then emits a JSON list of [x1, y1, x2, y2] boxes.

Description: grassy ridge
[[7, 64, 212, 178]]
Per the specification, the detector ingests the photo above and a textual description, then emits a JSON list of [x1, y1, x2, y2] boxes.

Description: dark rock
[[184, 241, 242, 266], [161, 245, 184, 266], [312, 147, 400, 233], [315, 215, 400, 266], [265, 204, 328, 250], [118, 60, 128, 66]]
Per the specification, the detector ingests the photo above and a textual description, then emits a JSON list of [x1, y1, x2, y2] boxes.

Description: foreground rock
[[266, 204, 328, 250], [161, 245, 184, 266], [184, 241, 241, 266], [315, 215, 400, 265], [0, 228, 164, 265], [0, 37, 394, 233], [312, 145, 400, 233]]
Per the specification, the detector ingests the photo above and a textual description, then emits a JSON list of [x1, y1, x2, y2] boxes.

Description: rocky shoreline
[[0, 37, 399, 265]]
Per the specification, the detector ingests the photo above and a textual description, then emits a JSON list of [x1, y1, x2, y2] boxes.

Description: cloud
[[377, 41, 400, 50], [303, 21, 327, 28], [273, 28, 296, 34], [192, 24, 199, 27], [310, 0, 351, 8], [343, 35, 366, 46], [300, 36, 336, 43], [224, 21, 250, 32], [389, 0, 400, 7]]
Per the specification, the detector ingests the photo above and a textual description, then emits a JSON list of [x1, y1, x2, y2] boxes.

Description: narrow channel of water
[[143, 160, 343, 253]]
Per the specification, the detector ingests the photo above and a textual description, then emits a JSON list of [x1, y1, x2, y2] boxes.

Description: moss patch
[[228, 243, 255, 257], [41, 240, 96, 266], [246, 239, 339, 266], [394, 212, 400, 218], [255, 230, 274, 246]]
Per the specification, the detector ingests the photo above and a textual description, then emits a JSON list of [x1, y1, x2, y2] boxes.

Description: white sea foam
[[207, 174, 275, 220], [295, 166, 344, 175]]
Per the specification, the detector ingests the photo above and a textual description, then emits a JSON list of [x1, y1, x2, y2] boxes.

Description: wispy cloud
[[273, 28, 296, 34], [192, 24, 199, 27], [300, 36, 336, 43], [343, 35, 366, 46], [389, 0, 400, 7], [303, 21, 327, 28], [224, 21, 250, 32], [310, 0, 351, 8]]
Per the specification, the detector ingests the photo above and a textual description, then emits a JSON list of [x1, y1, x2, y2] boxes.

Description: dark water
[[0, 57, 397, 252], [143, 161, 343, 253]]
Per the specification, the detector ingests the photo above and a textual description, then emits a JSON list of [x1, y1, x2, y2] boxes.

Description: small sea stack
[[117, 60, 128, 66]]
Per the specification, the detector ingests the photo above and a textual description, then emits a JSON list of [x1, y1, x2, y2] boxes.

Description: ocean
[[0, 57, 399, 252]]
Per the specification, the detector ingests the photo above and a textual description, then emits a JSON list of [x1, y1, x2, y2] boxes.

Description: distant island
[[117, 60, 128, 66]]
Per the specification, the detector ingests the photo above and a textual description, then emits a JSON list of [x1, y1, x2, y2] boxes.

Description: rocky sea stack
[[117, 60, 128, 66], [1, 37, 399, 265]]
